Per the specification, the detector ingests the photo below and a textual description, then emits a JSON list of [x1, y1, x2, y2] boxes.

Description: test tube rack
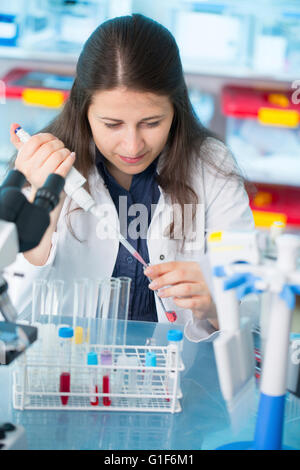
[[12, 343, 185, 414]]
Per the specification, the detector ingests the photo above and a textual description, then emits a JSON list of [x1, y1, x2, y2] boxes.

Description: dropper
[[15, 126, 177, 322]]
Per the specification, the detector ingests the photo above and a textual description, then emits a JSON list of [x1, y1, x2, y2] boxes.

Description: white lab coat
[[5, 137, 255, 341]]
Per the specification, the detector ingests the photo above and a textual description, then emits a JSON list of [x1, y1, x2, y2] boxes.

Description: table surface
[[1, 319, 300, 450]]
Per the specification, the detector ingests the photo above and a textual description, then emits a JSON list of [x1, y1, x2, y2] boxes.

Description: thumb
[[10, 123, 23, 150]]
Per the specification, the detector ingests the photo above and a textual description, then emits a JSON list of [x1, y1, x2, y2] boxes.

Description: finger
[[10, 123, 23, 150], [54, 152, 76, 178], [31, 140, 67, 170], [173, 295, 212, 311], [158, 282, 206, 299], [16, 133, 59, 162], [145, 261, 199, 280], [144, 261, 181, 278], [148, 267, 201, 290]]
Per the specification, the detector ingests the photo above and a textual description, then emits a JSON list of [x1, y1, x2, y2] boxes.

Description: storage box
[[222, 85, 300, 228], [0, 68, 73, 179]]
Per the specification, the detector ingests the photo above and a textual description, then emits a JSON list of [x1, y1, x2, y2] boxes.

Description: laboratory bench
[[0, 319, 300, 451]]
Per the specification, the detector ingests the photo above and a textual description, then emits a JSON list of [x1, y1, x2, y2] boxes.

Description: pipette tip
[[165, 311, 177, 322]]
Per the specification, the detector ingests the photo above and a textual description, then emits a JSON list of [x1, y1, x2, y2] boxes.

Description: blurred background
[[0, 0, 300, 231]]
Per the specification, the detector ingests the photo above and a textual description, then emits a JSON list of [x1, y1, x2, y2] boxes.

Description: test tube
[[46, 280, 64, 325], [127, 355, 139, 406], [117, 276, 131, 346], [143, 351, 157, 406], [31, 279, 47, 325], [97, 278, 121, 406], [73, 279, 88, 331], [58, 326, 73, 406], [86, 280, 101, 344], [166, 330, 183, 405], [98, 278, 120, 348], [87, 351, 99, 406]]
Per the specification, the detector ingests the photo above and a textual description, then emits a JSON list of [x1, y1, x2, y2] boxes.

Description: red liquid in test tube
[[103, 375, 111, 406], [60, 372, 71, 405]]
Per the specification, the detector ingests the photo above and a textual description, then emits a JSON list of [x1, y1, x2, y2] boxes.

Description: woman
[[8, 14, 254, 341]]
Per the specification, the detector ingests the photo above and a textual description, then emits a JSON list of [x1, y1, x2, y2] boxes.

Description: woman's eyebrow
[[98, 114, 166, 122]]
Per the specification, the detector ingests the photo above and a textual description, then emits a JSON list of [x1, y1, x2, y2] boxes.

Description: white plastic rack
[[13, 343, 185, 414]]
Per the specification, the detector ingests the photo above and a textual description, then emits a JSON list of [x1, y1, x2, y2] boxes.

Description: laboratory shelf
[[0, 46, 79, 65]]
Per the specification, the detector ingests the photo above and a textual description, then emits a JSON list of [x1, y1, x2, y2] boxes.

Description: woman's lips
[[118, 153, 146, 164]]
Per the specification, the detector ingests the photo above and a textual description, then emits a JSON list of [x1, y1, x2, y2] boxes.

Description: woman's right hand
[[10, 123, 76, 194]]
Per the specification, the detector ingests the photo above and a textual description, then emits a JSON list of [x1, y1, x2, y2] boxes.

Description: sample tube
[[143, 351, 157, 406], [166, 330, 183, 402], [87, 351, 99, 406], [47, 280, 64, 325], [31, 279, 47, 325], [98, 278, 121, 406], [86, 280, 101, 344], [58, 326, 73, 406], [127, 355, 139, 406], [117, 276, 131, 346], [73, 279, 88, 331]]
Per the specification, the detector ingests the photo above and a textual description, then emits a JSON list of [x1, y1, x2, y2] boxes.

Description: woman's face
[[87, 87, 174, 180]]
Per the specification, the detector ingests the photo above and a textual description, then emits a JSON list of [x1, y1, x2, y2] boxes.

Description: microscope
[[0, 168, 65, 365]]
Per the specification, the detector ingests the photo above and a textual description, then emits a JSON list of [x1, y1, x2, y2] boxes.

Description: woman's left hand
[[144, 261, 219, 329]]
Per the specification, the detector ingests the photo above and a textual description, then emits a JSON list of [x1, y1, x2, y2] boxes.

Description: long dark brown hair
[[11, 14, 244, 241]]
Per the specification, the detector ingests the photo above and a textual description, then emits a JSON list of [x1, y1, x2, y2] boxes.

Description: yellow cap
[[74, 326, 84, 345]]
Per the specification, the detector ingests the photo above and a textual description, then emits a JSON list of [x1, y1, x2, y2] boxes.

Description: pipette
[[15, 126, 177, 323]]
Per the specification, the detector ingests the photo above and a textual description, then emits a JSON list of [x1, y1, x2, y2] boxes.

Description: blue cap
[[145, 351, 157, 367], [58, 326, 74, 338], [167, 329, 183, 342], [87, 351, 98, 365]]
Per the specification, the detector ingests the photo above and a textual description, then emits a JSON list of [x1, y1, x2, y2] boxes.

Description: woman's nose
[[122, 129, 145, 156]]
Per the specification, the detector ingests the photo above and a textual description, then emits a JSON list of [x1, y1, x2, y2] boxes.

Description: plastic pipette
[[15, 127, 177, 322]]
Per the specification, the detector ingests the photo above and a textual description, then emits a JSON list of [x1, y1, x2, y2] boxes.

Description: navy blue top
[[95, 148, 160, 322]]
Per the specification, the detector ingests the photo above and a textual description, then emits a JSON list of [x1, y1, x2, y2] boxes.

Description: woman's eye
[[104, 123, 120, 128], [146, 121, 160, 128], [104, 121, 160, 129]]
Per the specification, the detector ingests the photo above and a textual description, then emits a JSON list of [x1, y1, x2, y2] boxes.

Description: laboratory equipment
[[85, 279, 101, 344], [31, 279, 47, 325], [98, 278, 120, 407], [22, 0, 105, 54], [222, 85, 300, 228], [142, 351, 157, 406], [0, 2, 23, 47], [46, 279, 64, 327], [72, 279, 88, 331], [174, 3, 249, 69], [87, 351, 99, 406], [58, 326, 73, 406], [116, 276, 131, 345], [166, 330, 183, 401], [0, 167, 65, 363], [12, 340, 184, 413], [208, 229, 300, 450], [0, 69, 73, 180], [14, 127, 179, 323]]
